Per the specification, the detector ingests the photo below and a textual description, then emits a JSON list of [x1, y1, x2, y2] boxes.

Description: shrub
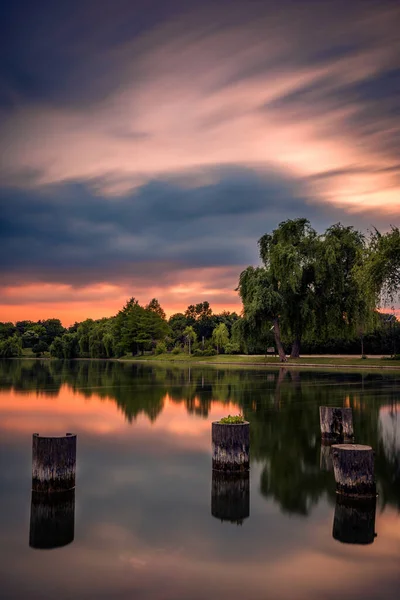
[[172, 347, 181, 355], [155, 341, 167, 355], [203, 348, 217, 356], [383, 354, 400, 361], [219, 414, 245, 424], [32, 341, 49, 356]]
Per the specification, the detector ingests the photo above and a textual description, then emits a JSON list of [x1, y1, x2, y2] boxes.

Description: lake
[[1, 359, 400, 599]]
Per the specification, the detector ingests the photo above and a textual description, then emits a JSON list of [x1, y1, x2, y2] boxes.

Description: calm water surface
[[1, 360, 400, 600]]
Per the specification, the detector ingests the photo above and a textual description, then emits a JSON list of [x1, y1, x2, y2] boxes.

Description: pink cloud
[[0, 6, 399, 216]]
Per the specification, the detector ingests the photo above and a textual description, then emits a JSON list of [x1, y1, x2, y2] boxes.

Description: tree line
[[0, 300, 241, 359], [0, 219, 398, 359]]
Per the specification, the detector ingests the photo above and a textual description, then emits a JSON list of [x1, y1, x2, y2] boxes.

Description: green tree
[[366, 226, 400, 305], [39, 319, 66, 346], [259, 219, 317, 358], [114, 298, 169, 356], [0, 322, 17, 341], [32, 340, 49, 356], [314, 224, 376, 354], [237, 266, 287, 361], [49, 337, 64, 358], [146, 298, 167, 320], [61, 332, 79, 359], [185, 302, 215, 340], [0, 334, 22, 357], [240, 219, 377, 359], [77, 319, 95, 356], [168, 313, 189, 346], [212, 323, 229, 354]]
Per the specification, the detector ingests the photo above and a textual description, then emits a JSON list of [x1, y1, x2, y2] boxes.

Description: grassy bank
[[119, 353, 400, 370]]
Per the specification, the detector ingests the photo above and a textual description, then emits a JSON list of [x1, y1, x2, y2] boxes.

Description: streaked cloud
[[1, 1, 399, 213]]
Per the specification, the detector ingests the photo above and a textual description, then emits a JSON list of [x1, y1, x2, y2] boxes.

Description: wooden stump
[[331, 444, 376, 498], [212, 422, 249, 472], [211, 471, 250, 524], [319, 407, 354, 442], [29, 489, 75, 549], [332, 495, 376, 545], [32, 433, 77, 493]]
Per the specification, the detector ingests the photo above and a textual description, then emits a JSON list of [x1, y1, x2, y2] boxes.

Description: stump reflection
[[29, 489, 75, 549], [211, 471, 249, 525], [332, 495, 377, 545], [320, 441, 334, 472]]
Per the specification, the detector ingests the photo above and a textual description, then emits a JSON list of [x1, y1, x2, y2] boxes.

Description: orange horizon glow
[[0, 268, 244, 326], [0, 298, 243, 327], [0, 385, 240, 448]]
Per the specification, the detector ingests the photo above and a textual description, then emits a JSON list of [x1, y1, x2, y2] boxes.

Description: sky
[[0, 0, 399, 325]]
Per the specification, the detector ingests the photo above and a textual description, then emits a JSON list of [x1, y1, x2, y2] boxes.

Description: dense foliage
[[238, 219, 398, 360]]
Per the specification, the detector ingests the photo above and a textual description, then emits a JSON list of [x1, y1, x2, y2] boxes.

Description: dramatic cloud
[[0, 0, 399, 322]]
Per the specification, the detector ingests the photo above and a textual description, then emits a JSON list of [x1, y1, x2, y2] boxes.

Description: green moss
[[219, 414, 245, 424]]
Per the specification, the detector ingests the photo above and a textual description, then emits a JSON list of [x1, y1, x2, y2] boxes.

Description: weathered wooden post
[[32, 433, 77, 492], [319, 407, 354, 442], [29, 489, 75, 549], [212, 420, 249, 472], [331, 444, 376, 498], [332, 495, 376, 545], [211, 471, 249, 524]]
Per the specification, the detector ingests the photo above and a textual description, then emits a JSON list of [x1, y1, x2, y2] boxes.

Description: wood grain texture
[[32, 433, 76, 492], [212, 422, 249, 472], [331, 444, 376, 497]]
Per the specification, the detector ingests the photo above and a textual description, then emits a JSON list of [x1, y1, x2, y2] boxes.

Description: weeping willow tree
[[238, 219, 378, 359], [237, 266, 287, 361], [313, 224, 378, 352], [259, 219, 318, 357], [366, 226, 400, 307]]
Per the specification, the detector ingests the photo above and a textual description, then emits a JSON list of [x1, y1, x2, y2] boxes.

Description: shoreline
[[9, 355, 400, 372]]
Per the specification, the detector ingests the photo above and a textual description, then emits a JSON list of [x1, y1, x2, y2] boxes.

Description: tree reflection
[[1, 359, 400, 515]]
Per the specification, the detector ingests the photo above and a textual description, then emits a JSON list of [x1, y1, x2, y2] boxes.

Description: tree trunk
[[290, 337, 301, 358], [272, 317, 287, 362], [361, 335, 364, 357], [274, 367, 287, 408]]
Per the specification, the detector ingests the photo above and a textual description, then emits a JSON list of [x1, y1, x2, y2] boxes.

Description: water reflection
[[211, 471, 250, 525], [332, 495, 377, 545], [29, 489, 75, 550], [1, 359, 400, 600], [319, 442, 333, 472], [1, 360, 400, 516]]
